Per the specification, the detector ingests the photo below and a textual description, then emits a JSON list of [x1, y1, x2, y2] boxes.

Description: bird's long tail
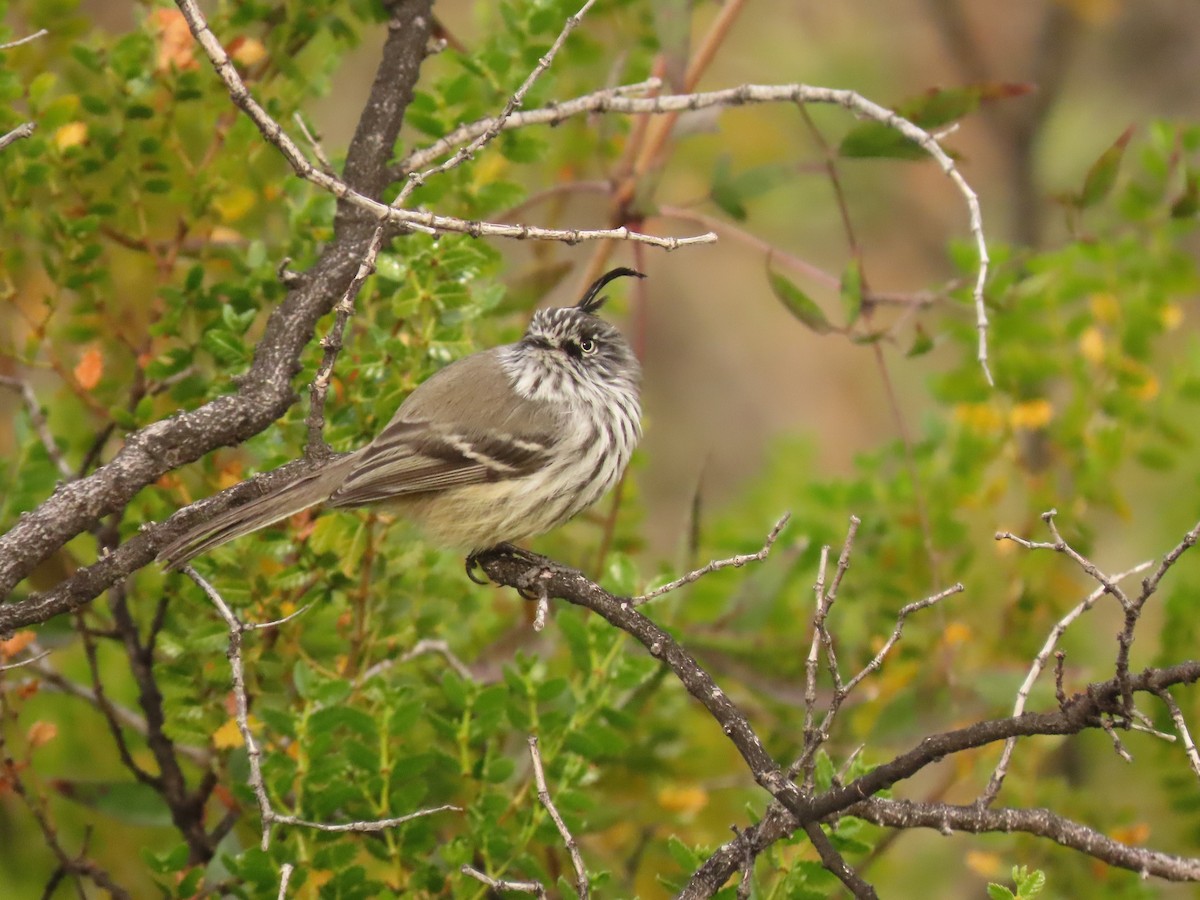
[[158, 455, 357, 570]]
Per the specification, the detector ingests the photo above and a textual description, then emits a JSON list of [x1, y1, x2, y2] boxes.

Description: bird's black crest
[[576, 267, 646, 314]]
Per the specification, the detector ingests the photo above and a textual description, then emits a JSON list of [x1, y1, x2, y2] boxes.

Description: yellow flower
[[1088, 292, 1121, 324], [54, 121, 88, 151], [954, 403, 1004, 434], [1079, 326, 1105, 364], [1132, 371, 1160, 401], [1161, 303, 1184, 331], [1009, 399, 1053, 430], [657, 785, 709, 816], [942, 621, 972, 646], [965, 850, 1004, 878]]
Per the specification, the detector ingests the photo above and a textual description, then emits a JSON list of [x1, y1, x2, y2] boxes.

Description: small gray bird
[[158, 268, 645, 571]]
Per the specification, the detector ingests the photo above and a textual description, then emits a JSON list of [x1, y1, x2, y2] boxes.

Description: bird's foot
[[465, 543, 553, 600]]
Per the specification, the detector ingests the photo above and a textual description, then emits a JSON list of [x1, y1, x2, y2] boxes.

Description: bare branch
[[842, 583, 964, 696], [291, 112, 333, 174], [461, 865, 547, 897], [359, 637, 475, 684], [1138, 517, 1200, 604], [183, 566, 458, 851], [182, 566, 273, 847], [1155, 687, 1200, 782], [979, 561, 1152, 805], [0, 648, 50, 671], [303, 223, 386, 458], [398, 84, 992, 380], [633, 513, 790, 604], [803, 821, 877, 899], [682, 662, 1200, 896], [995, 510, 1133, 610], [0, 28, 48, 51], [794, 578, 960, 782], [529, 736, 589, 899], [0, 0, 434, 618], [851, 797, 1200, 882], [0, 122, 35, 152], [267, 807, 460, 834], [396, 0, 596, 205], [0, 375, 74, 480], [172, 2, 716, 250]]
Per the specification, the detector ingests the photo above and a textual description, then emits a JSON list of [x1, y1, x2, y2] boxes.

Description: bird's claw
[[464, 551, 491, 585]]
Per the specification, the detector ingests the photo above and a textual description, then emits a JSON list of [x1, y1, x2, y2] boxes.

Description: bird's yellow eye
[[579, 338, 597, 355]]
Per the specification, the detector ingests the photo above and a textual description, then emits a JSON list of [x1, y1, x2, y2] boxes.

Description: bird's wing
[[328, 350, 560, 507]]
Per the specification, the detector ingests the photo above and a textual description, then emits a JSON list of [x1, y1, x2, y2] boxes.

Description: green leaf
[[293, 659, 315, 699], [711, 157, 792, 221], [840, 260, 863, 326], [1080, 125, 1134, 209], [710, 155, 747, 221], [840, 83, 1032, 160], [56, 780, 173, 827], [1016, 867, 1046, 896], [665, 835, 702, 870], [200, 329, 248, 365], [906, 324, 934, 357], [143, 842, 189, 875], [768, 268, 833, 334], [987, 886, 1016, 900], [1170, 172, 1199, 218]]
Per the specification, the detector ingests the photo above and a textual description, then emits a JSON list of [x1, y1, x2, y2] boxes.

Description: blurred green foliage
[[2, 0, 1200, 898]]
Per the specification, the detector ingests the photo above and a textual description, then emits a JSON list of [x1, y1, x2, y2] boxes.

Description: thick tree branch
[[0, 1, 434, 621], [473, 548, 1200, 896], [849, 798, 1200, 881]]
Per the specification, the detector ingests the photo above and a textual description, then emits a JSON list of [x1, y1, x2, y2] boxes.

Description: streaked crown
[[513, 269, 643, 403]]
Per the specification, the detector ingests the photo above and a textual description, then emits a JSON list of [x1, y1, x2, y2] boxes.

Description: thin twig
[[304, 223, 386, 458], [358, 637, 475, 684], [400, 77, 672, 174], [398, 85, 993, 379], [182, 566, 458, 851], [801, 544, 832, 788], [0, 375, 74, 479], [0, 28, 48, 51], [461, 865, 547, 897], [395, 0, 596, 206], [529, 736, 589, 898], [732, 826, 754, 900], [277, 862, 293, 900], [842, 583, 964, 696], [183, 566, 273, 847], [292, 112, 333, 173], [794, 581, 960, 781], [1137, 518, 1200, 603], [995, 511, 1132, 610], [633, 513, 790, 604], [0, 122, 35, 153], [978, 561, 1151, 805], [1155, 687, 1200, 782], [1100, 717, 1133, 763], [267, 808, 460, 833], [0, 649, 50, 671]]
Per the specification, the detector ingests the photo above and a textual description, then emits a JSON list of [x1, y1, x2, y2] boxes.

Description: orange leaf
[[74, 346, 103, 391], [150, 8, 198, 72], [212, 718, 244, 750], [0, 631, 37, 660], [27, 721, 58, 749], [53, 122, 88, 151], [229, 36, 268, 68]]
